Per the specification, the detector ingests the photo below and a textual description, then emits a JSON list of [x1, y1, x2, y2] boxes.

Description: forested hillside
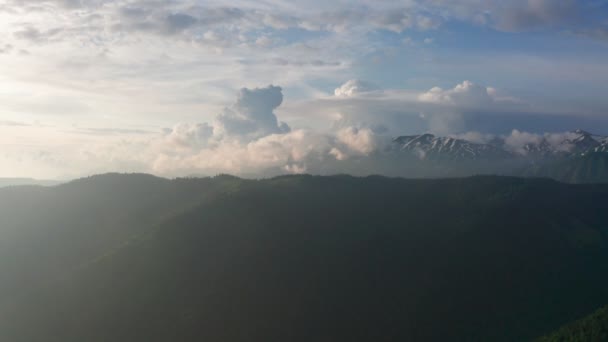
[[538, 305, 608, 342], [2, 174, 608, 341]]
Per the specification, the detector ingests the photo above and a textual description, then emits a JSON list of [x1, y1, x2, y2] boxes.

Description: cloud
[[214, 85, 290, 141], [4, 80, 605, 179], [153, 129, 330, 176], [423, 0, 582, 30], [334, 79, 381, 97], [164, 13, 198, 35], [0, 44, 14, 54], [143, 85, 398, 177], [10, 0, 89, 9], [503, 129, 544, 155], [418, 80, 496, 106], [14, 27, 64, 43], [0, 120, 32, 127], [162, 123, 214, 149], [494, 0, 579, 32], [335, 126, 377, 155], [502, 129, 590, 155], [282, 79, 528, 137], [413, 80, 523, 134], [159, 85, 290, 150]]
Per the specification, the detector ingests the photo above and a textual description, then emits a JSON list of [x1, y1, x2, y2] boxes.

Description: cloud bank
[[8, 81, 599, 179]]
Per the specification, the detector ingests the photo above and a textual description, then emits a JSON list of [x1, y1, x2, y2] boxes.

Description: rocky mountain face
[[393, 129, 607, 161], [390, 130, 608, 182], [393, 134, 512, 161]]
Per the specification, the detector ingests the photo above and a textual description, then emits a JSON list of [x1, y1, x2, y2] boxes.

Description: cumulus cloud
[[153, 129, 330, 176], [418, 80, 496, 106], [335, 127, 377, 155], [285, 79, 528, 138], [214, 85, 290, 141], [163, 123, 214, 149], [502, 129, 591, 155], [5, 80, 604, 179], [334, 79, 381, 97], [150, 85, 385, 176], [503, 129, 544, 155], [413, 80, 522, 134], [8, 79, 531, 178]]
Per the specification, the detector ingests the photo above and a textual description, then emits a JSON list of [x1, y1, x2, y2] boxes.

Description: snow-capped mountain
[[393, 129, 608, 161], [583, 132, 608, 154], [393, 134, 513, 161], [550, 129, 605, 156]]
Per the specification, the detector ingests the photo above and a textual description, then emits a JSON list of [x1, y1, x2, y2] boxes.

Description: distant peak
[[572, 129, 592, 136]]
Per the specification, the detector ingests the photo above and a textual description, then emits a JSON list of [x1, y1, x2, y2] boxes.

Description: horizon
[[3, 126, 608, 182]]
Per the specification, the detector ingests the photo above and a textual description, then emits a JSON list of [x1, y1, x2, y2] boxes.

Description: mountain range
[[2, 173, 608, 341], [388, 129, 608, 183], [2, 130, 606, 186], [393, 129, 608, 161]]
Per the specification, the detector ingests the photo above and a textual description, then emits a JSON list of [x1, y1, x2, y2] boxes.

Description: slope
[[2, 175, 608, 341], [537, 305, 608, 342], [522, 152, 608, 183]]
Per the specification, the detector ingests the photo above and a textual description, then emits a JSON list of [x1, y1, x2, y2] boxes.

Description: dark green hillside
[[0, 173, 244, 308], [523, 152, 608, 183], [1, 174, 608, 341], [537, 305, 608, 342]]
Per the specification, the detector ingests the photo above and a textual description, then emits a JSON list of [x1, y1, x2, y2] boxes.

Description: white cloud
[[335, 126, 377, 155], [152, 129, 331, 176], [502, 129, 587, 155], [148, 86, 383, 176], [503, 129, 544, 155], [213, 85, 290, 141], [334, 79, 381, 97], [163, 122, 214, 149], [418, 80, 496, 106]]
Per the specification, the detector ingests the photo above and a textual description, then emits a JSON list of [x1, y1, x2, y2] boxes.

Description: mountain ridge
[[393, 129, 608, 161]]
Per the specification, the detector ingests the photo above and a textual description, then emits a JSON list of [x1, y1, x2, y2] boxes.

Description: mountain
[[537, 305, 608, 341], [2, 174, 608, 341], [393, 133, 513, 161], [522, 152, 608, 184], [393, 129, 607, 161], [391, 130, 608, 182]]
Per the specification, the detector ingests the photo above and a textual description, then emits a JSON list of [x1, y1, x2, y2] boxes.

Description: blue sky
[[0, 0, 608, 178]]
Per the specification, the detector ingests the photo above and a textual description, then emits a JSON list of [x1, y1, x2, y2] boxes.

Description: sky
[[1, 0, 608, 179]]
